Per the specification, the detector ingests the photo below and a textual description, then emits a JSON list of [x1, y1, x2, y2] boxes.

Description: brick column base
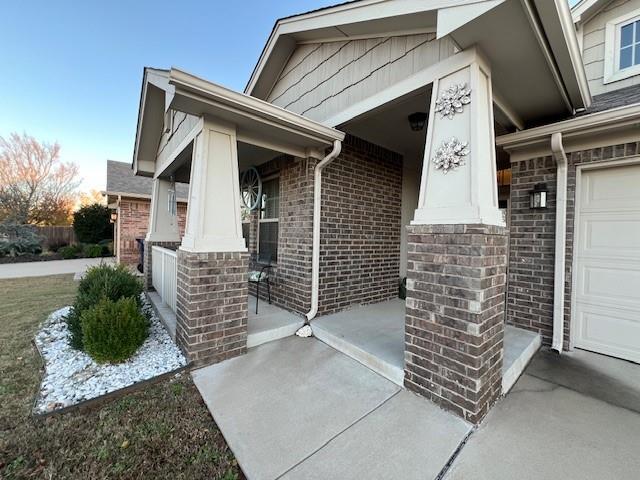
[[143, 240, 181, 291], [176, 249, 249, 365], [404, 224, 508, 424]]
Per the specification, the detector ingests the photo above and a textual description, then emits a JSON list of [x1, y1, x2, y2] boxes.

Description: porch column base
[[404, 224, 508, 424], [176, 248, 249, 365], [143, 240, 181, 291]]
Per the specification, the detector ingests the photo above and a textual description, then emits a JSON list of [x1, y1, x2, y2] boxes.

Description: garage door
[[574, 162, 640, 363]]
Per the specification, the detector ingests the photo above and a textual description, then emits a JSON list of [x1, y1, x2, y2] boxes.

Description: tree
[[79, 189, 106, 207], [0, 133, 80, 225], [73, 203, 113, 244]]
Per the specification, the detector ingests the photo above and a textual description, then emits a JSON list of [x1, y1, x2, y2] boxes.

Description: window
[[258, 177, 279, 262], [620, 19, 640, 70], [604, 12, 640, 84]]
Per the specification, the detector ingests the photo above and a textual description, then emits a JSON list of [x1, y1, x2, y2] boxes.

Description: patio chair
[[249, 253, 273, 314]]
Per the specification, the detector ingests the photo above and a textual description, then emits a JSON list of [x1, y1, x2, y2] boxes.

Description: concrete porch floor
[[247, 295, 304, 348], [311, 298, 541, 391], [192, 336, 472, 480]]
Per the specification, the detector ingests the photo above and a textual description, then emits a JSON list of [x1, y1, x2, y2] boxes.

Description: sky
[[1, 0, 580, 193]]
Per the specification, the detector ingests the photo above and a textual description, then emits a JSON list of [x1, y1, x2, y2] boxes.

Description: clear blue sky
[[0, 0, 579, 192], [0, 0, 337, 192]]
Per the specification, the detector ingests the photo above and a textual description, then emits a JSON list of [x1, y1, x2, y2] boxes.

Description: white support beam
[[413, 47, 504, 227], [146, 177, 181, 242], [181, 116, 247, 253]]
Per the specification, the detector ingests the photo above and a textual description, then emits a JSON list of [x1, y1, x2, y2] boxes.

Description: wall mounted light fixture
[[530, 183, 548, 209], [408, 112, 428, 131]]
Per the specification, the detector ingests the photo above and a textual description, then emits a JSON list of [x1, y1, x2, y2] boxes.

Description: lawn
[[0, 274, 241, 479]]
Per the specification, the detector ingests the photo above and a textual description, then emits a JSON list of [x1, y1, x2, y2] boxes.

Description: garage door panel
[[575, 305, 640, 363], [576, 261, 640, 308], [580, 163, 640, 211], [575, 163, 640, 364], [579, 215, 640, 259]]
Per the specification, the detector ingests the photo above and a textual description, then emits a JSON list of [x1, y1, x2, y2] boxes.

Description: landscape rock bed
[[34, 296, 187, 414]]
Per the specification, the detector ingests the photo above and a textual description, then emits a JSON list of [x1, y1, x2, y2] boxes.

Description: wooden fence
[[35, 226, 78, 248]]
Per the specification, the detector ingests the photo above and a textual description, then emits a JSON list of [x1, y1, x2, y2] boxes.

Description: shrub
[[0, 223, 43, 257], [59, 244, 80, 259], [48, 241, 68, 253], [66, 263, 143, 350], [81, 297, 149, 363], [73, 204, 113, 244], [83, 244, 103, 258], [98, 239, 113, 256]]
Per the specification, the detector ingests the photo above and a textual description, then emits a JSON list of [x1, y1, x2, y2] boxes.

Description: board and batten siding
[[157, 110, 200, 166], [266, 33, 457, 124], [582, 0, 640, 96]]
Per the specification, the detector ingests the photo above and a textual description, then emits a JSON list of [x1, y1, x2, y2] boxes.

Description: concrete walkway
[[445, 350, 640, 479], [192, 336, 472, 480], [0, 257, 113, 279]]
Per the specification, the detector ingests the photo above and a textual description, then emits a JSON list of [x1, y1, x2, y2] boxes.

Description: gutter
[[550, 132, 568, 353], [305, 139, 342, 322]]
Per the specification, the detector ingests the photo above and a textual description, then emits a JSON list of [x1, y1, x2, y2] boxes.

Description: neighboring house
[[128, 0, 640, 425], [105, 160, 188, 268]]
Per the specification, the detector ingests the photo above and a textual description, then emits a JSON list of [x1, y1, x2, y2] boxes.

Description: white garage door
[[574, 162, 640, 363]]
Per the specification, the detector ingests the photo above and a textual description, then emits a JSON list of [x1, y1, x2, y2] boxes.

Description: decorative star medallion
[[433, 137, 469, 173], [435, 83, 472, 119]]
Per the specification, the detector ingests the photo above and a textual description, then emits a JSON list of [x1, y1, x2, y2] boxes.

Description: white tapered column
[[413, 47, 503, 226], [181, 116, 247, 253], [146, 177, 181, 242]]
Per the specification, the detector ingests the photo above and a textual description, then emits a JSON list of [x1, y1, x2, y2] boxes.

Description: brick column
[[404, 224, 508, 424], [176, 250, 249, 365], [143, 240, 181, 291]]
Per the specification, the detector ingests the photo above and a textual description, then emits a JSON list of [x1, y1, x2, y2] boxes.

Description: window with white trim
[[604, 12, 640, 84], [620, 19, 640, 69], [258, 177, 279, 262]]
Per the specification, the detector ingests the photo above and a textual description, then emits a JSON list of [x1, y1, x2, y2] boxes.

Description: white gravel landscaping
[[34, 296, 187, 414]]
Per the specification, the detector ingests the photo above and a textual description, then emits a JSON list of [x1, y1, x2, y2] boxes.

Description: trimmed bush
[[73, 204, 113, 244], [81, 297, 149, 363], [83, 244, 103, 258], [48, 241, 69, 253], [59, 245, 80, 259], [66, 263, 143, 350]]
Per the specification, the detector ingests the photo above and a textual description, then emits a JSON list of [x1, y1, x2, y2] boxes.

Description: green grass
[[0, 274, 241, 479]]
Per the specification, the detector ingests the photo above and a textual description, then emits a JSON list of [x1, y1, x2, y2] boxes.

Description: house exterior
[[130, 0, 640, 424], [105, 160, 189, 267]]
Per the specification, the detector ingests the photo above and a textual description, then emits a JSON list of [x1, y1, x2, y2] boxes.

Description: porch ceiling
[[133, 68, 345, 178]]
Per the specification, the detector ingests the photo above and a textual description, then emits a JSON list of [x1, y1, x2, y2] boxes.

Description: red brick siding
[[405, 224, 508, 424], [507, 141, 640, 348], [176, 250, 248, 365], [244, 156, 315, 315], [318, 135, 403, 315], [117, 197, 186, 268]]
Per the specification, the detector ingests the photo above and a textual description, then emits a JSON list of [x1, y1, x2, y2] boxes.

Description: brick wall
[[318, 135, 403, 315], [244, 156, 316, 315], [405, 224, 508, 424], [507, 141, 640, 348], [117, 197, 186, 267], [175, 250, 249, 365]]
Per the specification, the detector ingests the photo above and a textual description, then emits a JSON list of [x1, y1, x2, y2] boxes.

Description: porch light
[[408, 112, 428, 131], [110, 211, 117, 223], [529, 183, 548, 209]]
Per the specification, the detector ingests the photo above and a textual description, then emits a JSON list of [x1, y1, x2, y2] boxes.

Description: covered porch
[[313, 298, 541, 394], [135, 67, 344, 365]]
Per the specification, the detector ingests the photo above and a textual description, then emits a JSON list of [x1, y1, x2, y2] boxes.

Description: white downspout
[[305, 140, 342, 322], [551, 132, 568, 353]]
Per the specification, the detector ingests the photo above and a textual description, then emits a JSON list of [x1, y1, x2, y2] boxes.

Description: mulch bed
[[0, 253, 64, 264]]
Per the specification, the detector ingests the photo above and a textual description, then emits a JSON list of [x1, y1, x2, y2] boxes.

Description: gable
[[265, 33, 457, 124]]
